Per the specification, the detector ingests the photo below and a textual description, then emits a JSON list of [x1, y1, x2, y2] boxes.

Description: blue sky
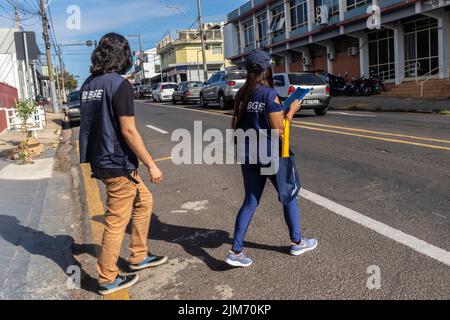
[[0, 0, 248, 85]]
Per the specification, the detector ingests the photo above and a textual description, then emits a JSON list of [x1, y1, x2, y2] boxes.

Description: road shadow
[[90, 213, 288, 272], [148, 214, 287, 272], [0, 215, 98, 295]]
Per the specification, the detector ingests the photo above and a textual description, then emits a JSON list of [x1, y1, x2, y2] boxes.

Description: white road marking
[[330, 111, 376, 117], [171, 210, 188, 214], [431, 212, 447, 219], [181, 200, 209, 212], [146, 124, 168, 134], [143, 101, 450, 265], [300, 189, 450, 266]]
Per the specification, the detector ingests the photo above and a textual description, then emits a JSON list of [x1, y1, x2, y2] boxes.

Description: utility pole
[[39, 0, 59, 113], [58, 45, 66, 102], [128, 34, 145, 84], [14, 7, 20, 29], [197, 0, 208, 82]]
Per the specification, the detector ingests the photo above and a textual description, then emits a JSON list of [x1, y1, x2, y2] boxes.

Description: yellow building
[[157, 23, 226, 83]]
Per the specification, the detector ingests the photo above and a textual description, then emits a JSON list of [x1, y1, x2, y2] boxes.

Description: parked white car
[[152, 82, 178, 102]]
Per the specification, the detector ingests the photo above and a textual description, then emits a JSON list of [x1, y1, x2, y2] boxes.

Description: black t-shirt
[[113, 80, 135, 117], [93, 80, 138, 180]]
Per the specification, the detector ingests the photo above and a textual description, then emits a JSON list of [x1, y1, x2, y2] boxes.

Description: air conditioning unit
[[302, 56, 312, 66], [327, 52, 335, 60], [316, 5, 329, 26], [347, 47, 358, 56]]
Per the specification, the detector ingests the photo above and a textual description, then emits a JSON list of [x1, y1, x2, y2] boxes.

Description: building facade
[[0, 28, 42, 100], [224, 0, 450, 86], [134, 48, 162, 85], [157, 23, 227, 83]]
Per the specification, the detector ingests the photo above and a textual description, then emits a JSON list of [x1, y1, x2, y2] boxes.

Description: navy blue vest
[[79, 73, 138, 173]]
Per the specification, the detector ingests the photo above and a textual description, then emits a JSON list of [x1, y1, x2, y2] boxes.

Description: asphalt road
[[73, 99, 450, 300]]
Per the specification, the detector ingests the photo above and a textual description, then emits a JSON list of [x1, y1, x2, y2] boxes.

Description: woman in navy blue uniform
[[226, 50, 318, 268]]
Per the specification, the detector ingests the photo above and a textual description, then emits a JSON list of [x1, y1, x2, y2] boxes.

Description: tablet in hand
[[284, 88, 310, 111]]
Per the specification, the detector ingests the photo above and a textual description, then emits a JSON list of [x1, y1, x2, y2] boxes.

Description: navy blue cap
[[245, 49, 272, 71]]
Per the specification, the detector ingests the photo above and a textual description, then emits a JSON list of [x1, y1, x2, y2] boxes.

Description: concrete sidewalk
[[0, 113, 93, 299], [330, 96, 450, 113]]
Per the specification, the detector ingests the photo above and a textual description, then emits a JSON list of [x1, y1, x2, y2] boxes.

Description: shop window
[[368, 29, 395, 80], [404, 17, 439, 77]]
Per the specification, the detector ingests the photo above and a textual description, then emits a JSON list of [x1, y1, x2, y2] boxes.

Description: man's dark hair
[[90, 33, 133, 76]]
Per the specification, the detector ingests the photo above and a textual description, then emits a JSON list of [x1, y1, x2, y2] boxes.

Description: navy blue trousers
[[232, 165, 302, 252]]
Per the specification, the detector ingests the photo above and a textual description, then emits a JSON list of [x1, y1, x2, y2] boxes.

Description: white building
[[0, 28, 41, 99], [134, 48, 161, 85]]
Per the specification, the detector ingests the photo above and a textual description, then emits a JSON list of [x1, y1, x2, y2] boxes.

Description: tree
[[58, 71, 78, 91], [14, 100, 37, 164]]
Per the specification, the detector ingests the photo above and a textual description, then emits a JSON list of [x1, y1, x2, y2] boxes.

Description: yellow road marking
[[76, 141, 130, 300], [293, 124, 450, 152], [146, 103, 450, 151], [294, 121, 450, 144], [155, 156, 173, 162]]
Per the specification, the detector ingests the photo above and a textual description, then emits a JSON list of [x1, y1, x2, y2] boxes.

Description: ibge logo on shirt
[[247, 101, 265, 113], [82, 89, 104, 102]]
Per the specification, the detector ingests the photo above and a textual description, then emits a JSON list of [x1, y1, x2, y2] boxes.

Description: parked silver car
[[200, 70, 247, 109], [172, 81, 203, 104], [152, 82, 178, 102], [273, 72, 331, 116]]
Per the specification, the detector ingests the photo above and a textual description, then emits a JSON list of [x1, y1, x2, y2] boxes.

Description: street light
[[57, 41, 97, 102], [167, 2, 208, 82], [166, 5, 197, 25]]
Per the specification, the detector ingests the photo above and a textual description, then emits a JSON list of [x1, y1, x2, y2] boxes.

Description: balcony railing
[[157, 29, 223, 52]]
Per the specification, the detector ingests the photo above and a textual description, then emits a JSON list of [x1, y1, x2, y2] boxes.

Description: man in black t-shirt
[[80, 33, 168, 296]]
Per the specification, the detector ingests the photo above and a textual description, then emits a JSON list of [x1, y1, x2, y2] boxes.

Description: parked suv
[[274, 72, 331, 116], [152, 82, 178, 102], [172, 81, 203, 104], [200, 69, 247, 109]]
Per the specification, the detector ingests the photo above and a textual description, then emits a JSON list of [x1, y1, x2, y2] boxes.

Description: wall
[[0, 82, 18, 133], [332, 51, 361, 78]]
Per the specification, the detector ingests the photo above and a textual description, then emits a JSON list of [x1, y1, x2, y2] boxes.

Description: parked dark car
[[141, 85, 154, 99], [172, 81, 203, 104], [65, 91, 81, 122]]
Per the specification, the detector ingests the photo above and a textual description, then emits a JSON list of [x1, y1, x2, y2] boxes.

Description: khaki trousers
[[97, 172, 153, 285]]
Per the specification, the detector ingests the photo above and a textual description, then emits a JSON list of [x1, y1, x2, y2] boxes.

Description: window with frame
[[347, 0, 369, 11], [243, 19, 255, 48], [314, 0, 339, 19], [256, 13, 268, 47], [368, 29, 395, 80], [290, 0, 308, 30], [270, 5, 285, 37], [404, 17, 439, 77], [212, 46, 223, 55]]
